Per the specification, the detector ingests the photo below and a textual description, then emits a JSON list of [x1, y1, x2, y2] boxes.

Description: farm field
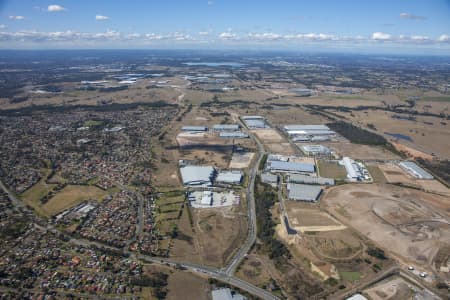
[[317, 160, 347, 179]]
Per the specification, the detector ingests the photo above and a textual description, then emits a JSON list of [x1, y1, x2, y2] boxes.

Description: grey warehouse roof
[[287, 183, 323, 202], [216, 171, 243, 183], [181, 126, 207, 131], [288, 174, 334, 185], [268, 161, 315, 173], [179, 165, 216, 186], [284, 124, 330, 131], [219, 132, 249, 138], [213, 124, 240, 131]]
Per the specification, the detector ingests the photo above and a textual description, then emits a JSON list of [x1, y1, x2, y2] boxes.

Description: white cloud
[[207, 1, 214, 5], [248, 32, 282, 40], [0, 25, 7, 30], [199, 31, 210, 36], [219, 32, 236, 40], [95, 15, 109, 21], [400, 13, 426, 20], [47, 5, 66, 12], [9, 16, 25, 20], [371, 32, 392, 41], [438, 34, 449, 43]]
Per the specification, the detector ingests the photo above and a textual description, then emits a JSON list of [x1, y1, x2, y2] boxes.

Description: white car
[[419, 272, 427, 278], [408, 266, 414, 271]]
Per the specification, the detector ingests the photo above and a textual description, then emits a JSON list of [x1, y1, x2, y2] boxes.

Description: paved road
[[222, 118, 267, 276], [0, 177, 280, 300]]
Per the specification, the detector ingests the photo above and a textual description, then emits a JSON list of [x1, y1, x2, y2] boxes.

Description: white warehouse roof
[[284, 124, 330, 131], [181, 126, 208, 131], [399, 161, 433, 180], [179, 165, 216, 186]]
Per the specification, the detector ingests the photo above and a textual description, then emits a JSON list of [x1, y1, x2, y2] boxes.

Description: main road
[[223, 117, 267, 275], [0, 167, 279, 300]]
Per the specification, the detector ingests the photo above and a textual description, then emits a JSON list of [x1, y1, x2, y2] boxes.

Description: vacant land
[[363, 276, 414, 300], [265, 143, 297, 155], [166, 270, 210, 300], [170, 205, 247, 268], [322, 184, 450, 268], [322, 142, 400, 161], [252, 129, 285, 143], [42, 185, 108, 217], [317, 160, 347, 179], [366, 164, 387, 183], [229, 152, 254, 169]]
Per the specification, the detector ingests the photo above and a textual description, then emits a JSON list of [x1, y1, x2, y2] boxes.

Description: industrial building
[[340, 157, 370, 181], [284, 124, 335, 141], [399, 161, 433, 180], [267, 160, 315, 173], [188, 191, 237, 208], [213, 124, 240, 131], [288, 174, 334, 185], [242, 116, 268, 129], [212, 288, 245, 300], [261, 173, 278, 185], [216, 170, 243, 184], [181, 126, 208, 132], [219, 131, 249, 138], [300, 145, 331, 156], [179, 165, 216, 186], [287, 183, 323, 202]]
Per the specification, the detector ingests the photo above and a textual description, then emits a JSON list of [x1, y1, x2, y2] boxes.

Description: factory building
[[340, 157, 370, 181], [261, 173, 278, 185], [212, 288, 245, 300], [179, 165, 216, 186], [181, 126, 208, 132], [399, 161, 433, 180], [219, 132, 249, 139], [284, 124, 335, 141], [242, 116, 268, 129], [287, 183, 323, 202], [213, 124, 240, 131], [216, 170, 243, 184], [300, 145, 331, 156], [267, 160, 315, 173], [288, 174, 334, 185]]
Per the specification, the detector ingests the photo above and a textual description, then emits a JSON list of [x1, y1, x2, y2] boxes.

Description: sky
[[0, 0, 449, 54]]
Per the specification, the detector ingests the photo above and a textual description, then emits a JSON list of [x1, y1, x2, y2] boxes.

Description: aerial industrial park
[[0, 48, 449, 300]]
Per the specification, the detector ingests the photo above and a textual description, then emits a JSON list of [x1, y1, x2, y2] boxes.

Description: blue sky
[[0, 0, 449, 54]]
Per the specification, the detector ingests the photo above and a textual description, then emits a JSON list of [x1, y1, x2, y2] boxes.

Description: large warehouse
[[242, 116, 268, 129], [399, 161, 433, 180], [287, 183, 323, 202], [179, 165, 216, 186], [284, 124, 335, 140], [213, 124, 240, 131], [267, 160, 315, 173], [216, 170, 243, 184], [288, 174, 334, 185]]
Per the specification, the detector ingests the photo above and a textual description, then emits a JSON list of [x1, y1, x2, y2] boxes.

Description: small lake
[[384, 132, 413, 142], [183, 62, 245, 67]]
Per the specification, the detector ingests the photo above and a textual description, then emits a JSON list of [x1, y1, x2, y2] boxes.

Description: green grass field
[[340, 271, 361, 282]]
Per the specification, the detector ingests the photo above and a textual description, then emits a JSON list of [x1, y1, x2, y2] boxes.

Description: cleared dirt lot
[[322, 142, 400, 161], [322, 184, 450, 267], [379, 163, 450, 196], [252, 129, 285, 143], [229, 152, 254, 169], [265, 143, 297, 155], [363, 276, 414, 300]]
